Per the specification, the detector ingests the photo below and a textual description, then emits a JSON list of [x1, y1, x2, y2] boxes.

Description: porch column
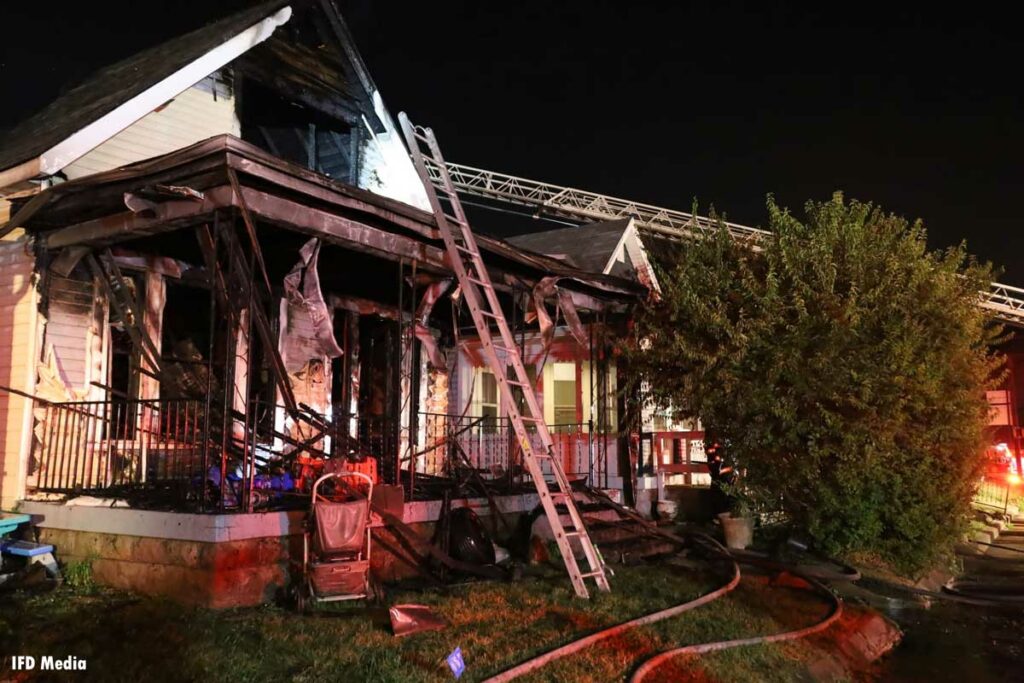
[[232, 307, 250, 439], [138, 270, 165, 483]]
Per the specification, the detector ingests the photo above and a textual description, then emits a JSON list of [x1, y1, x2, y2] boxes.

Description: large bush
[[626, 193, 1003, 573]]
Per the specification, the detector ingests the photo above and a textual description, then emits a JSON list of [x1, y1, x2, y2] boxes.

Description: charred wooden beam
[[328, 293, 405, 321], [45, 185, 234, 248], [233, 185, 449, 270], [194, 217, 300, 416], [227, 168, 274, 295], [226, 152, 438, 240], [42, 182, 447, 274]]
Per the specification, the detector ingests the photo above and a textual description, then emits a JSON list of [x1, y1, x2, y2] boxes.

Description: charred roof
[[0, 0, 382, 176]]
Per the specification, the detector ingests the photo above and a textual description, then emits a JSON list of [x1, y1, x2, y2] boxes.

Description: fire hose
[[482, 533, 844, 682], [482, 552, 740, 683], [629, 571, 842, 682]]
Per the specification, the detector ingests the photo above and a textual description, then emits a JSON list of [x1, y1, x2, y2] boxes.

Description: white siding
[[64, 84, 240, 179]]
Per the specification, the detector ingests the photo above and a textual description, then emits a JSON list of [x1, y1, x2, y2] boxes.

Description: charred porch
[[8, 134, 643, 513]]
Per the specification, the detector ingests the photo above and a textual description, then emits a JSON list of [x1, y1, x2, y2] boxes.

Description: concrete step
[[997, 528, 1024, 537]]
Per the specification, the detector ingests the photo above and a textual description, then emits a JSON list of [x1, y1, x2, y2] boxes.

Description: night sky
[[2, 2, 1021, 281]]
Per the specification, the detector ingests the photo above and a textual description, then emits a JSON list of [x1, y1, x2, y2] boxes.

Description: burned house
[[0, 1, 649, 604]]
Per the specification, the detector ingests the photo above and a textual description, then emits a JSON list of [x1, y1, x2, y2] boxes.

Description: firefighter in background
[[707, 440, 736, 515]]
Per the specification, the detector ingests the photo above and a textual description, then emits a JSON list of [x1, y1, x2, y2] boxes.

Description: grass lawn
[[1, 562, 839, 682]]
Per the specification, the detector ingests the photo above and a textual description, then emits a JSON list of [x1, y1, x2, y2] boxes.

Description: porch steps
[[530, 498, 682, 564]]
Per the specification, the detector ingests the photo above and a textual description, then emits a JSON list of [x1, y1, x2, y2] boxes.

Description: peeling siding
[[64, 83, 240, 180], [44, 276, 96, 391], [276, 297, 332, 450], [0, 219, 40, 508]]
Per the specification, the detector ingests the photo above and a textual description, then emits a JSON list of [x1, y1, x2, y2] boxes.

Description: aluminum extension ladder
[[399, 113, 610, 599]]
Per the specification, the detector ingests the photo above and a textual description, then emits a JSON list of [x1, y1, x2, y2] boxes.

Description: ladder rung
[[580, 570, 604, 579], [455, 244, 478, 256], [561, 531, 582, 538]]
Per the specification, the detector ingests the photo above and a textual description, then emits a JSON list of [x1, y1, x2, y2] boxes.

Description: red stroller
[[297, 471, 374, 611]]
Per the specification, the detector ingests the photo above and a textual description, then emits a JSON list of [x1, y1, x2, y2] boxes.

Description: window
[[472, 369, 500, 432], [239, 80, 358, 182], [508, 364, 539, 419], [480, 371, 499, 421], [597, 364, 618, 433], [551, 362, 578, 427]]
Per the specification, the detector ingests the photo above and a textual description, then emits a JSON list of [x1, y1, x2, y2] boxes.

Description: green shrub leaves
[[626, 194, 1002, 573]]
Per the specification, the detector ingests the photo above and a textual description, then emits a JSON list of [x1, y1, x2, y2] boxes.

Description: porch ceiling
[[5, 134, 646, 302]]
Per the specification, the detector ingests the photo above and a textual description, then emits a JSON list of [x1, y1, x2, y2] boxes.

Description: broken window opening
[[106, 273, 142, 395], [239, 79, 358, 182], [160, 280, 212, 395], [356, 315, 400, 484]]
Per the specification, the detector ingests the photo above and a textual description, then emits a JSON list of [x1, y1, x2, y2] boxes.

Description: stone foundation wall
[[38, 527, 297, 608]]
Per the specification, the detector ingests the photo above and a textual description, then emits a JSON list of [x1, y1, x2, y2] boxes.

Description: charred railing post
[[588, 418, 595, 486], [199, 217, 220, 512]]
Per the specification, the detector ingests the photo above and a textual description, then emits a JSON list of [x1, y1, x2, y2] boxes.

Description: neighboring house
[[506, 218, 710, 490], [508, 217, 660, 293], [0, 1, 648, 604]]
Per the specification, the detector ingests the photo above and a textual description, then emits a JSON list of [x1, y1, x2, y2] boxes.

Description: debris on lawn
[[446, 646, 466, 679], [389, 603, 447, 638]]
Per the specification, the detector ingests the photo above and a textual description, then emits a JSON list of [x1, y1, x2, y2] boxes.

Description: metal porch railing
[[29, 397, 210, 500], [416, 413, 603, 484]]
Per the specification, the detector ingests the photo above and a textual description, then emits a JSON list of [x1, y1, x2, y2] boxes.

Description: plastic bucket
[[720, 514, 754, 550]]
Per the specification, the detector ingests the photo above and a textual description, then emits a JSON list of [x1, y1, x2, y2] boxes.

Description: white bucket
[[720, 514, 754, 550], [656, 500, 678, 521]]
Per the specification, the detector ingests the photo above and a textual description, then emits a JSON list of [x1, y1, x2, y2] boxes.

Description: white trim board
[[17, 501, 305, 543], [17, 492, 544, 543]]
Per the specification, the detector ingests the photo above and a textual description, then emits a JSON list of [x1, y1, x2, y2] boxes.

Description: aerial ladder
[[436, 162, 1024, 327], [399, 114, 611, 599]]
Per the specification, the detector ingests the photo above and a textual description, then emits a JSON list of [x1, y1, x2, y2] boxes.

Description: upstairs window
[[239, 80, 359, 182]]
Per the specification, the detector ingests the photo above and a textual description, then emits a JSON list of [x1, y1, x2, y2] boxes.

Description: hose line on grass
[[629, 573, 842, 682], [481, 553, 741, 683], [481, 532, 846, 683]]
